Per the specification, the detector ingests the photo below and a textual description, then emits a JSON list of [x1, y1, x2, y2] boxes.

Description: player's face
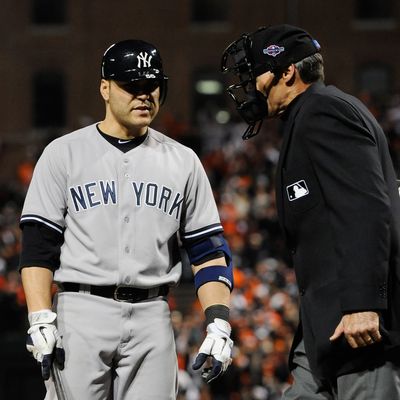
[[100, 79, 160, 136]]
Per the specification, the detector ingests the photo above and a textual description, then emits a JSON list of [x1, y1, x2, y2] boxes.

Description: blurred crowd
[[1, 91, 400, 399]]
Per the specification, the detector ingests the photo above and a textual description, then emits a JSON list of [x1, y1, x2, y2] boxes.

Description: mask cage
[[221, 34, 266, 140]]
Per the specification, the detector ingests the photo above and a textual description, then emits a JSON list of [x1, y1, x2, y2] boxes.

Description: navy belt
[[60, 282, 169, 303]]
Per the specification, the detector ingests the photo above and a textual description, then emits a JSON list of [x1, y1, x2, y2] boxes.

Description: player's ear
[[100, 79, 110, 101]]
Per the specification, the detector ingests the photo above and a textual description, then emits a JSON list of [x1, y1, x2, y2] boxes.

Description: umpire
[[222, 24, 400, 398]]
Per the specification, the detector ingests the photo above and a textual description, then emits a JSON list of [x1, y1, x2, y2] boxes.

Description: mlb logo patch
[[286, 180, 309, 201]]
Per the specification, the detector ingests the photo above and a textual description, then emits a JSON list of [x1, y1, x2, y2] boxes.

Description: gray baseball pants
[[44, 291, 178, 400]]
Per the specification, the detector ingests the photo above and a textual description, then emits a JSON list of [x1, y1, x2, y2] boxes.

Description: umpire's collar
[[280, 81, 326, 123]]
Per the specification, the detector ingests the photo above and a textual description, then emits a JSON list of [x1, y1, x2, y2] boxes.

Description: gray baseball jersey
[[21, 124, 223, 287]]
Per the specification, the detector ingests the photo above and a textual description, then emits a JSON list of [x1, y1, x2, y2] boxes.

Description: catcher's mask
[[221, 33, 268, 140]]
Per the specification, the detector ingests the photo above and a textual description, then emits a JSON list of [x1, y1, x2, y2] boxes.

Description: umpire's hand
[[26, 309, 65, 380], [192, 318, 233, 383], [329, 311, 382, 348]]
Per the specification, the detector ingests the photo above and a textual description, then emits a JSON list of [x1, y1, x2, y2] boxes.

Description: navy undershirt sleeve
[[19, 222, 64, 271]]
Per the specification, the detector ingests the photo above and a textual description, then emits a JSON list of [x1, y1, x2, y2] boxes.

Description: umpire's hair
[[294, 53, 324, 83]]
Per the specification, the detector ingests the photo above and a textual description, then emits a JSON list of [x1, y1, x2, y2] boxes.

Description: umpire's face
[[100, 78, 160, 136], [256, 64, 297, 118]]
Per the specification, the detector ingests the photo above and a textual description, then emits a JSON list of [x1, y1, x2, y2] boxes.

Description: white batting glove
[[26, 309, 65, 380], [192, 318, 233, 383]]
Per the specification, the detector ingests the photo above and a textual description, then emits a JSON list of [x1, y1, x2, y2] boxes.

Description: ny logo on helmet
[[137, 52, 152, 68]]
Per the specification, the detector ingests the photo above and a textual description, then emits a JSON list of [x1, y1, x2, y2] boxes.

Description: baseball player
[[20, 39, 234, 400]]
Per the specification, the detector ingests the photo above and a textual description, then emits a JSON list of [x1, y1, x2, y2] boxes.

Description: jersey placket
[[118, 153, 136, 286]]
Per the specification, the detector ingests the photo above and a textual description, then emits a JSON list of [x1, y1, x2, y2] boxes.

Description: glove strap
[[205, 304, 230, 325], [28, 309, 57, 326]]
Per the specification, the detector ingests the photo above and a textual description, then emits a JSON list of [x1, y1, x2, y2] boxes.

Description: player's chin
[[133, 109, 157, 123], [129, 116, 154, 130]]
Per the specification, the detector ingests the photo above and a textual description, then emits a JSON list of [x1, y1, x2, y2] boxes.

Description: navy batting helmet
[[101, 39, 168, 104]]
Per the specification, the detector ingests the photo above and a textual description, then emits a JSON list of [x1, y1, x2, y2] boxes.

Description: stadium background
[[0, 1, 399, 399]]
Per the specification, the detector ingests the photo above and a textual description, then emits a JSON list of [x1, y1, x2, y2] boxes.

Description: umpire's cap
[[250, 24, 321, 76], [101, 39, 168, 104]]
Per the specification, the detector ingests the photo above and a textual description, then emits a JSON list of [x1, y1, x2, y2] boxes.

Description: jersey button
[[124, 246, 130, 253], [124, 173, 130, 178], [124, 216, 130, 223], [123, 159, 129, 164]]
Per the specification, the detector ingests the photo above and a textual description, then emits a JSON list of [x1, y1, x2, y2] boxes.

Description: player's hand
[[192, 318, 233, 383], [26, 309, 65, 380], [329, 311, 382, 348]]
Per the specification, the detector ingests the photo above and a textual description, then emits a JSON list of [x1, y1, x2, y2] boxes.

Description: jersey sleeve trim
[[20, 214, 64, 234], [181, 223, 223, 241]]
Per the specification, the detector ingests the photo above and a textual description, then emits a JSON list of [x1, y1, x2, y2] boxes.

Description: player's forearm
[[21, 267, 54, 312], [197, 281, 230, 310]]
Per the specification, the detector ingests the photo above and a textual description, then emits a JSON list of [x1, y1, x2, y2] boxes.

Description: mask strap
[[242, 119, 264, 140]]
